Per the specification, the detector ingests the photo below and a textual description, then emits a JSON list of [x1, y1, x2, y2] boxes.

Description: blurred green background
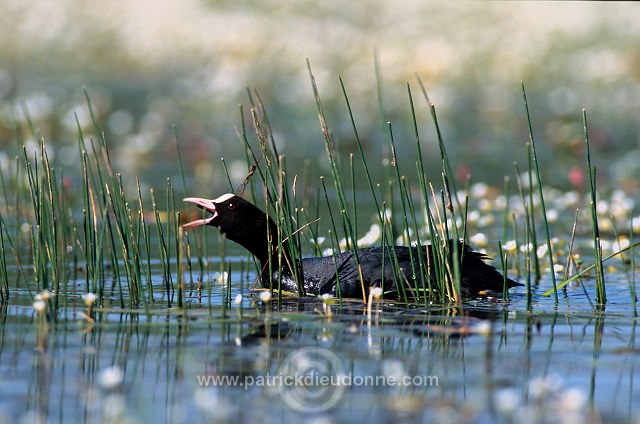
[[1, 1, 639, 197]]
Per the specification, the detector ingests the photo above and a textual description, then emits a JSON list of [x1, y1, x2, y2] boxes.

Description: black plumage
[[183, 194, 521, 298]]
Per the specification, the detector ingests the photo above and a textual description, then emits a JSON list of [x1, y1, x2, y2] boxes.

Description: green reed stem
[[583, 109, 606, 305], [0, 225, 8, 300], [136, 178, 154, 303], [629, 215, 637, 314], [320, 177, 345, 298], [498, 242, 510, 301], [563, 209, 580, 289], [177, 217, 183, 309], [502, 176, 511, 245], [151, 189, 172, 307], [526, 142, 541, 281], [416, 77, 461, 212], [521, 82, 557, 302], [308, 59, 365, 301], [338, 77, 383, 220], [524, 206, 533, 312], [402, 178, 430, 305]]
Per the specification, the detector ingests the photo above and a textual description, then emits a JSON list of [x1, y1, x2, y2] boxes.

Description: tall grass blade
[[583, 109, 606, 305], [521, 82, 557, 302]]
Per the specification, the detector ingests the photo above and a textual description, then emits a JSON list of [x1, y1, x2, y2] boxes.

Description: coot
[[183, 193, 520, 298]]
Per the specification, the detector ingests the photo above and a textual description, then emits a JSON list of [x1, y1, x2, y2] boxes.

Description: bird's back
[[295, 244, 518, 298]]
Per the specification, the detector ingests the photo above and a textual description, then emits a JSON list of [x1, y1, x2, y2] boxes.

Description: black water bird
[[183, 194, 520, 298]]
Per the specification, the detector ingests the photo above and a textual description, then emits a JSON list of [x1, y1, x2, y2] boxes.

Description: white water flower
[[33, 299, 46, 313], [82, 292, 98, 306], [472, 320, 492, 336], [98, 366, 124, 390], [370, 287, 383, 299], [632, 216, 640, 233], [259, 291, 272, 302], [322, 248, 336, 257], [502, 240, 517, 253], [469, 232, 487, 247], [357, 224, 381, 247], [477, 213, 495, 228], [528, 374, 564, 400], [467, 210, 481, 223], [212, 271, 228, 284], [234, 294, 243, 305], [470, 182, 490, 198], [536, 244, 548, 259], [556, 387, 587, 412], [35, 289, 52, 301], [310, 236, 326, 245], [494, 388, 521, 413], [612, 238, 630, 252]]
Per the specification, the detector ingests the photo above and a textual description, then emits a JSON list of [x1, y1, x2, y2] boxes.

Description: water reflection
[[0, 294, 635, 423]]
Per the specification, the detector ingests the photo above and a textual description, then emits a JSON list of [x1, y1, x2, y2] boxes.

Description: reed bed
[[0, 76, 637, 315]]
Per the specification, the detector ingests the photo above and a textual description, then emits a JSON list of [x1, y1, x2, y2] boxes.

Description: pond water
[[0, 251, 638, 424]]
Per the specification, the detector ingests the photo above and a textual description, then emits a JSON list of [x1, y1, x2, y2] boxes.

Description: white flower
[[357, 224, 381, 247], [259, 291, 272, 302], [234, 294, 243, 305], [502, 240, 517, 253], [469, 232, 487, 246], [212, 272, 228, 284], [556, 387, 587, 412], [472, 320, 492, 336], [494, 388, 521, 413], [82, 292, 98, 306], [36, 289, 52, 301], [33, 299, 46, 313], [370, 287, 383, 299], [528, 374, 563, 400], [98, 366, 124, 390]]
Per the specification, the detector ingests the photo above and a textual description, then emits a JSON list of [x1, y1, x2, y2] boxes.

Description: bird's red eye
[[228, 203, 235, 210]]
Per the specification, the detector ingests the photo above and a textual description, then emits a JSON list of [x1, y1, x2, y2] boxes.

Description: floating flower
[[259, 291, 272, 302], [469, 232, 487, 247], [528, 374, 563, 400], [494, 388, 521, 413], [357, 224, 381, 247], [502, 240, 517, 253], [98, 366, 124, 390], [370, 287, 383, 299], [234, 294, 243, 305], [472, 320, 492, 336], [82, 292, 98, 307], [556, 387, 587, 412], [35, 289, 52, 301], [33, 299, 46, 313], [212, 271, 228, 284]]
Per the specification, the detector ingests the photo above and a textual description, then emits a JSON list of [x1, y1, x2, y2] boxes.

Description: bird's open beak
[[182, 197, 218, 227]]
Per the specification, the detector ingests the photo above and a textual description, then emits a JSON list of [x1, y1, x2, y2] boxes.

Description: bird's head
[[182, 193, 274, 256]]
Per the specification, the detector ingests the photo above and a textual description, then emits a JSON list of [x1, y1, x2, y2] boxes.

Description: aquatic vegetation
[[0, 74, 637, 312], [0, 72, 637, 423]]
